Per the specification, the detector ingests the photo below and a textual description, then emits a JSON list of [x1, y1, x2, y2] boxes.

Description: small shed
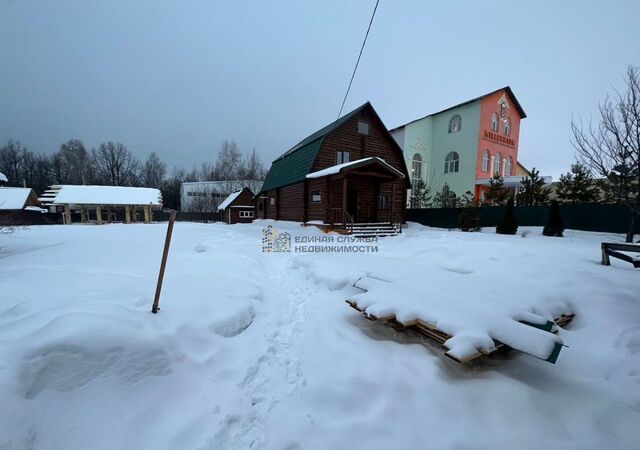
[[0, 187, 48, 226], [39, 185, 163, 225], [0, 187, 42, 211], [218, 187, 255, 224]]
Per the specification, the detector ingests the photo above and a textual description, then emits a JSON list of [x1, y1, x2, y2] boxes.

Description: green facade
[[394, 100, 481, 201]]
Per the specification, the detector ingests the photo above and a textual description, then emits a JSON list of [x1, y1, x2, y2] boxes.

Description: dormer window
[[336, 151, 351, 165], [357, 121, 369, 135]]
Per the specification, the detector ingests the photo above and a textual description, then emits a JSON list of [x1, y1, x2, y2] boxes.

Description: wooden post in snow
[[152, 210, 176, 314]]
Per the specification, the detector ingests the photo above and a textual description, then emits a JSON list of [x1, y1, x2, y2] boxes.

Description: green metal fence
[[407, 204, 639, 234]]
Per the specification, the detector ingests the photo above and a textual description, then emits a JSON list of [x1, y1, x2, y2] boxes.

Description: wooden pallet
[[346, 299, 574, 364]]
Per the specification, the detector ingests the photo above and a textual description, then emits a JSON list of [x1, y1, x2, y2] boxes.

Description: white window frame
[[311, 191, 321, 202], [270, 197, 275, 205], [444, 151, 460, 174], [239, 210, 254, 218], [336, 151, 351, 165], [493, 153, 502, 175], [449, 115, 462, 133], [491, 112, 499, 132], [504, 156, 513, 176], [482, 150, 490, 172], [504, 117, 511, 136], [357, 121, 369, 135]]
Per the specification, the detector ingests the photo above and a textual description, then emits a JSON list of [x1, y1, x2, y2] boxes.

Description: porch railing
[[327, 208, 353, 233]]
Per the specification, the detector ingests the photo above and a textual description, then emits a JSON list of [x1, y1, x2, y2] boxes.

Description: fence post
[[152, 210, 176, 313]]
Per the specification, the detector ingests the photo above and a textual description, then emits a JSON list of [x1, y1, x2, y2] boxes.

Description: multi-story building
[[390, 87, 527, 205]]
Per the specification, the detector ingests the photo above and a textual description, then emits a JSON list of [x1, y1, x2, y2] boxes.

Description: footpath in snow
[[0, 221, 639, 450]]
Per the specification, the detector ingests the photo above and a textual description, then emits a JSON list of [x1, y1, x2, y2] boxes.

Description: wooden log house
[[255, 102, 410, 231], [217, 187, 256, 224]]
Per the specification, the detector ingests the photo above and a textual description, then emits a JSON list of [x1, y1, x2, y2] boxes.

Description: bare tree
[[571, 66, 640, 242], [92, 142, 140, 186], [215, 140, 242, 181], [0, 140, 27, 185], [59, 139, 93, 184], [239, 148, 265, 180], [141, 152, 166, 188]]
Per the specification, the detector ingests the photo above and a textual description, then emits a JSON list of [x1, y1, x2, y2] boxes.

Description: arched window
[[493, 152, 502, 175], [444, 151, 460, 174], [411, 153, 422, 180], [448, 114, 462, 133], [504, 117, 511, 136], [482, 150, 490, 172], [491, 112, 499, 132], [505, 156, 513, 176]]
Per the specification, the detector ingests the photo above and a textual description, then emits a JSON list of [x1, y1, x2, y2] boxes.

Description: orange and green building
[[390, 87, 529, 206]]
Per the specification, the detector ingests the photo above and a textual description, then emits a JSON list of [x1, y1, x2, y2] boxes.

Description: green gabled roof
[[259, 103, 369, 194]]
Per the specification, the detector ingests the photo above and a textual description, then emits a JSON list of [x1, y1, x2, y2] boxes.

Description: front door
[[347, 189, 359, 222]]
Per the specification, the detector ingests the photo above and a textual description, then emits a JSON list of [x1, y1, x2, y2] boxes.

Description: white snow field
[[0, 221, 639, 450]]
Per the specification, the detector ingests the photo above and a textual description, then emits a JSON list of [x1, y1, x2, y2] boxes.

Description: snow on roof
[[39, 185, 162, 206], [349, 276, 564, 363], [0, 171, 7, 183], [0, 187, 34, 210], [306, 157, 404, 179], [217, 189, 244, 211]]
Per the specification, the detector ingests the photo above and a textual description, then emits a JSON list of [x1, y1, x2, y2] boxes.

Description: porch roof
[[306, 157, 405, 180]]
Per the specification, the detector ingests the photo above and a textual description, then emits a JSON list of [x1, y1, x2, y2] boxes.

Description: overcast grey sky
[[1, 0, 639, 178]]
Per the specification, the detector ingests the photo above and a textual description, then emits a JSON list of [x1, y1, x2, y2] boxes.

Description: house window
[[448, 114, 462, 133], [505, 156, 513, 176], [482, 150, 490, 172], [444, 151, 460, 174], [494, 152, 502, 175], [491, 112, 499, 132], [358, 121, 369, 135], [504, 117, 511, 136], [411, 153, 422, 179], [240, 210, 254, 218], [270, 197, 275, 205], [336, 151, 351, 165], [378, 193, 390, 210], [311, 191, 321, 202]]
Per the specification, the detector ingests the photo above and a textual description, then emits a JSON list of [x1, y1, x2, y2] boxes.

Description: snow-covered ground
[[0, 221, 639, 450]]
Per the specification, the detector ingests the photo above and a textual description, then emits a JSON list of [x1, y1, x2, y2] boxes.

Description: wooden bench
[[601, 243, 640, 268]]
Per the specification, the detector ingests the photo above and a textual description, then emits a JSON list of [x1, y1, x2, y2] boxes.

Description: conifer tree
[[411, 179, 432, 208], [543, 200, 565, 237], [485, 173, 508, 205], [517, 168, 549, 206], [458, 191, 481, 231], [556, 163, 599, 204], [432, 183, 457, 208], [497, 198, 518, 235]]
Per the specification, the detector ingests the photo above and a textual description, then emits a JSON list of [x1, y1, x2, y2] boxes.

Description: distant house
[[217, 187, 255, 224], [180, 180, 263, 212], [0, 187, 42, 211], [256, 102, 409, 230], [39, 185, 162, 225], [0, 187, 48, 226]]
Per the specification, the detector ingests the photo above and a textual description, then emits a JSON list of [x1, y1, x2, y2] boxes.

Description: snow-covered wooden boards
[[347, 276, 573, 364]]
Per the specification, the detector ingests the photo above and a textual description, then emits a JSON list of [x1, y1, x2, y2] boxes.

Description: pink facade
[[474, 89, 524, 200]]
